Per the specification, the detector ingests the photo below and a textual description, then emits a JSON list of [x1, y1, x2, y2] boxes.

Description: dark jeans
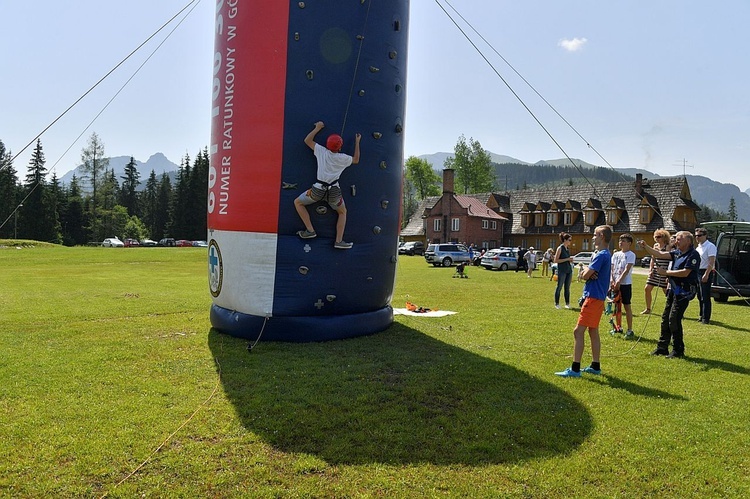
[[555, 269, 572, 305], [698, 271, 713, 322], [658, 291, 691, 354]]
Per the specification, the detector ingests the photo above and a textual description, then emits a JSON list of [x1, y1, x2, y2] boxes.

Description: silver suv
[[424, 243, 471, 267]]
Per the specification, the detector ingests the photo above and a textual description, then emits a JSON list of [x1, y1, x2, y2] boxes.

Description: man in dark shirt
[[638, 231, 700, 358]]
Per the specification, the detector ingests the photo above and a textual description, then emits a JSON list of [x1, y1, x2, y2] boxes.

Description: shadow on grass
[[587, 374, 688, 400], [686, 356, 750, 375], [208, 323, 594, 465]]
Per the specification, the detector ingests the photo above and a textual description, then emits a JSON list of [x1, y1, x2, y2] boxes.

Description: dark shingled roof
[[504, 176, 697, 235], [400, 196, 439, 237]]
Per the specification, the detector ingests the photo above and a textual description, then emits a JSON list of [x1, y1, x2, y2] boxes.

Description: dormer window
[[606, 209, 619, 225], [547, 212, 559, 226], [640, 206, 653, 224], [584, 210, 598, 225], [535, 213, 545, 226], [522, 213, 532, 227]]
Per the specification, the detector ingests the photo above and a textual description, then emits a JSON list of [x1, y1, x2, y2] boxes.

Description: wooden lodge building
[[400, 168, 701, 259]]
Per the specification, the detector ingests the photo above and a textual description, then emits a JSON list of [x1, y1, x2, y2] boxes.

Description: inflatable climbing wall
[[207, 0, 409, 342]]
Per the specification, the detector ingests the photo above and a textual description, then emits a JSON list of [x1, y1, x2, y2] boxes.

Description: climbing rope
[[340, 0, 373, 137]]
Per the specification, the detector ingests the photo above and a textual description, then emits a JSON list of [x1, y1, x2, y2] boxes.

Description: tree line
[[0, 133, 208, 245]]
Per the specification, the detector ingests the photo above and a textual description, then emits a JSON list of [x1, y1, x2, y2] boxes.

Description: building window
[[482, 220, 489, 229], [434, 218, 441, 232], [585, 211, 597, 225], [547, 212, 559, 226], [491, 221, 497, 230], [564, 212, 573, 225], [607, 210, 618, 225], [639, 207, 652, 224], [451, 218, 460, 231], [535, 213, 545, 227], [583, 238, 590, 250], [521, 213, 531, 227]]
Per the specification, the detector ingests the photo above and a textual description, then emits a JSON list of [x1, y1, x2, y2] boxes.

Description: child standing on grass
[[555, 225, 612, 378], [610, 233, 636, 339]]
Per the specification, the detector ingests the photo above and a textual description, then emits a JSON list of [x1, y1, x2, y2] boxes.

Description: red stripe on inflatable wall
[[208, 1, 289, 233]]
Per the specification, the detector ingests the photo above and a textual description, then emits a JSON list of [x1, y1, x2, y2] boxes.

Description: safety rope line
[[341, 0, 373, 137], [99, 352, 222, 498], [436, 0, 673, 221], [434, 0, 603, 198], [5, 0, 201, 168], [0, 0, 201, 232]]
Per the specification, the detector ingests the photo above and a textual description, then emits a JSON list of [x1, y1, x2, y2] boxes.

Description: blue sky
[[2, 1, 748, 189]]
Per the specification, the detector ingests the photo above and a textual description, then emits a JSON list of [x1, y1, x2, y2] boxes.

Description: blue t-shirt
[[583, 249, 611, 301]]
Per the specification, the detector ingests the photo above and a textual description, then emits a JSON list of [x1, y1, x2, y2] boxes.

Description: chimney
[[443, 168, 455, 195], [635, 173, 643, 197]]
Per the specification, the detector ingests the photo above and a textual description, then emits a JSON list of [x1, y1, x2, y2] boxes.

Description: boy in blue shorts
[[556, 225, 613, 377]]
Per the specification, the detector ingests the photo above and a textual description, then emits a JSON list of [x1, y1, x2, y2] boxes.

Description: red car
[[123, 238, 140, 247], [175, 239, 193, 247]]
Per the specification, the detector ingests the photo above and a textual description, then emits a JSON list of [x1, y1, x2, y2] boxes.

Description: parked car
[[140, 239, 157, 247], [424, 243, 471, 267], [640, 255, 652, 268], [192, 240, 208, 247], [703, 221, 750, 302], [572, 252, 595, 265], [480, 248, 518, 271], [123, 238, 140, 247], [175, 239, 193, 247], [102, 237, 124, 247], [399, 241, 425, 256], [158, 238, 176, 247]]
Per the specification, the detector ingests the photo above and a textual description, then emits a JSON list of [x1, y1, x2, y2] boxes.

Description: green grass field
[[1, 243, 749, 497]]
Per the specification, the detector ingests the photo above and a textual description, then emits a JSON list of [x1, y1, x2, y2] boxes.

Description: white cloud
[[558, 37, 588, 52]]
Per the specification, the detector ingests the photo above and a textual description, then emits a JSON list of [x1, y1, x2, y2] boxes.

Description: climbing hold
[[357, 35, 365, 41], [358, 89, 365, 96], [315, 206, 328, 215], [326, 295, 336, 302], [351, 185, 357, 196], [282, 182, 298, 189], [381, 200, 389, 209], [298, 2, 305, 8], [380, 160, 387, 169], [372, 132, 382, 139], [389, 50, 397, 60], [299, 266, 309, 275], [369, 66, 380, 73], [306, 70, 314, 80], [394, 123, 403, 133], [294, 32, 300, 41], [373, 226, 382, 234]]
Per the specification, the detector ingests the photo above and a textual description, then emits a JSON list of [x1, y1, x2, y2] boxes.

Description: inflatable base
[[210, 304, 393, 342]]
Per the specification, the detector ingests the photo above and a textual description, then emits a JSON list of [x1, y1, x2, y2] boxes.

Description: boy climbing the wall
[[294, 121, 361, 249]]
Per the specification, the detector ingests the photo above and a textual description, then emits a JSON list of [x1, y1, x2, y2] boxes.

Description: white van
[[702, 221, 750, 302]]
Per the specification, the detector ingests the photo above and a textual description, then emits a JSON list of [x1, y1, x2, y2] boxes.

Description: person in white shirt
[[524, 247, 537, 278], [610, 233, 636, 338], [694, 228, 717, 324], [294, 121, 361, 249]]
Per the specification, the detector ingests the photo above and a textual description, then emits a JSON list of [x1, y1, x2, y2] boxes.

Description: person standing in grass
[[694, 227, 716, 325], [555, 225, 612, 378], [642, 229, 672, 315], [610, 233, 636, 339], [542, 247, 553, 277], [638, 230, 700, 358], [553, 232, 574, 309]]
